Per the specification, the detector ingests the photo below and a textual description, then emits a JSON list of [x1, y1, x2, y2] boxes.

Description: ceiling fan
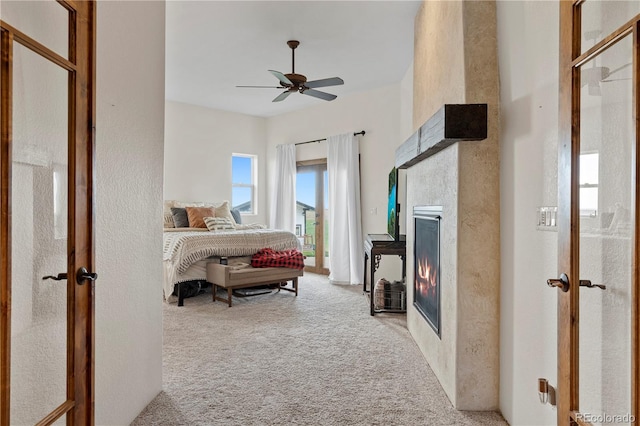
[[582, 62, 631, 96], [237, 40, 344, 102]]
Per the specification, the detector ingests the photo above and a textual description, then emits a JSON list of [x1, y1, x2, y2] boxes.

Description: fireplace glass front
[[414, 206, 441, 337]]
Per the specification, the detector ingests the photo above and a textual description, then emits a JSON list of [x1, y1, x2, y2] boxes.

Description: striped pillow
[[163, 211, 175, 228], [204, 216, 235, 232]]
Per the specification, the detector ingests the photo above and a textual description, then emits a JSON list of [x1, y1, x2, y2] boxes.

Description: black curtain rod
[[295, 130, 366, 146]]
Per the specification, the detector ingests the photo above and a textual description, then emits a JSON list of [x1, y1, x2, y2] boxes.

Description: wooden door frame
[[558, 2, 640, 424], [557, 3, 579, 422], [297, 159, 329, 275], [0, 1, 96, 424], [633, 16, 640, 426], [0, 23, 13, 426]]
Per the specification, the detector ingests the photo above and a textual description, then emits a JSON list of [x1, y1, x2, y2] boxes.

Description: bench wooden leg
[[277, 278, 299, 296], [212, 284, 233, 307]]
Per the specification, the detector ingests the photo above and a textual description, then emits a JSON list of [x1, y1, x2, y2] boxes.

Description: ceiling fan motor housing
[[285, 73, 307, 87]]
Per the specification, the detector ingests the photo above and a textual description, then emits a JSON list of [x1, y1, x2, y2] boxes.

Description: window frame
[[231, 153, 257, 215]]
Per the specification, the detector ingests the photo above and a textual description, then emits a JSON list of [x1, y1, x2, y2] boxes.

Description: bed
[[162, 227, 300, 303]]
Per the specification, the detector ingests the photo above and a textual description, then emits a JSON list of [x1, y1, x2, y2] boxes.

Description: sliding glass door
[[296, 160, 329, 275]]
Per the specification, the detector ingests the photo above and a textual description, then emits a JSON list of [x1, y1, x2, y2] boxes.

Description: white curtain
[[327, 133, 364, 285], [270, 144, 297, 232]]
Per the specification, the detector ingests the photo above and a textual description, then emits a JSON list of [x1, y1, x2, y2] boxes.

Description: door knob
[[579, 280, 606, 290], [76, 267, 98, 285], [547, 273, 570, 292]]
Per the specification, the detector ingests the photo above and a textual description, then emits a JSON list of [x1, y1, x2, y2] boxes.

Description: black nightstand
[[363, 233, 406, 316]]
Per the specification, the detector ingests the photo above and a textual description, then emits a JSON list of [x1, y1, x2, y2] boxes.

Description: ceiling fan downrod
[[287, 40, 299, 74]]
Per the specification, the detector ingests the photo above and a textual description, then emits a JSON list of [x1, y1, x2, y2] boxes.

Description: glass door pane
[[581, 1, 640, 55], [296, 170, 316, 267], [578, 35, 633, 423], [10, 43, 69, 424], [0, 0, 69, 59]]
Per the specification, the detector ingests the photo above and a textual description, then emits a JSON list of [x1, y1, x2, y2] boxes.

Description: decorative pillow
[[204, 216, 236, 232], [163, 211, 175, 228], [164, 200, 177, 214], [170, 207, 189, 228], [230, 208, 242, 225], [185, 206, 216, 229], [214, 201, 237, 226]]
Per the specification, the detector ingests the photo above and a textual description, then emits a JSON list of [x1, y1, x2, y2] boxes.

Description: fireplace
[[414, 206, 442, 337]]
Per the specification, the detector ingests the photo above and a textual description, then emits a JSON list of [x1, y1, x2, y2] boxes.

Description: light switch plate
[[537, 206, 558, 231]]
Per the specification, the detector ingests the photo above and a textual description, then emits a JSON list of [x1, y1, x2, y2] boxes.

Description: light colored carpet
[[132, 273, 507, 426]]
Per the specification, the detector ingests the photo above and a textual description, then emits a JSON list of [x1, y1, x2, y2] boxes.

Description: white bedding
[[162, 259, 208, 304], [162, 228, 300, 302]]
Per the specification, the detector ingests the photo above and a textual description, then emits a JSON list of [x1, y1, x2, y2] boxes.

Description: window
[[232, 154, 257, 214], [579, 152, 598, 217]]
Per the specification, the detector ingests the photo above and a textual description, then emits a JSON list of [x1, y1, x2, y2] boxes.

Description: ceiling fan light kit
[[238, 40, 344, 103]]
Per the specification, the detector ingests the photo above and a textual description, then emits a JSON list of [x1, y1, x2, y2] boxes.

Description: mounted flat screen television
[[387, 167, 400, 240]]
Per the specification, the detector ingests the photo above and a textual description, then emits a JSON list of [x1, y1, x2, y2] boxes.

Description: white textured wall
[[266, 84, 405, 283], [406, 146, 460, 402], [408, 0, 500, 410], [400, 61, 414, 141], [164, 101, 268, 224], [95, 2, 165, 424], [496, 1, 559, 424]]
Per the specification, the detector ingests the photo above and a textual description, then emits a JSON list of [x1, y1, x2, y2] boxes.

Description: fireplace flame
[[416, 255, 437, 299]]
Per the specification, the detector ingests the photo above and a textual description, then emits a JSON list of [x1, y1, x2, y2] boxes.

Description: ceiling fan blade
[[272, 90, 293, 102], [236, 85, 283, 88], [304, 77, 344, 89], [268, 70, 293, 87], [601, 78, 632, 82], [607, 62, 631, 77], [302, 89, 337, 101]]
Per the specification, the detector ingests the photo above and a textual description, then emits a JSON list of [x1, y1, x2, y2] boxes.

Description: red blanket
[[251, 248, 305, 270]]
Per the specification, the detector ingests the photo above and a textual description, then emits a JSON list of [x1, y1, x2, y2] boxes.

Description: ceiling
[[165, 1, 422, 118]]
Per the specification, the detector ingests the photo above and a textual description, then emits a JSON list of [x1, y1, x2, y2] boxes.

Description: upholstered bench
[[206, 263, 303, 307]]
